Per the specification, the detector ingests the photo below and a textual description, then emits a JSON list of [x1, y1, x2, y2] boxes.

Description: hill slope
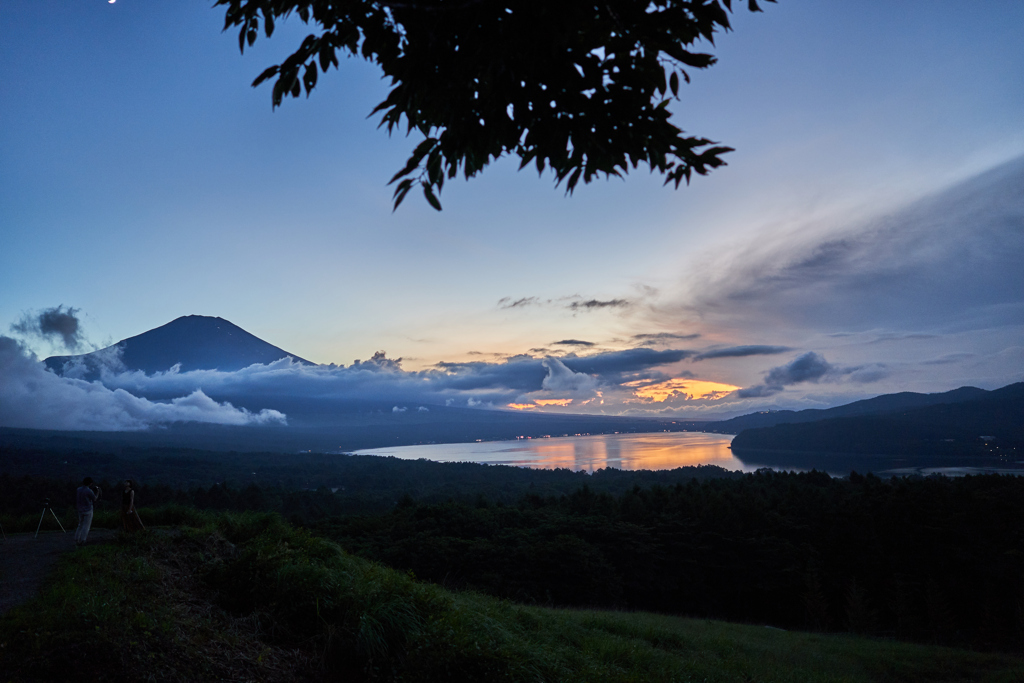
[[731, 382, 1024, 455], [4, 513, 1022, 682], [44, 315, 312, 378], [711, 385, 991, 433]]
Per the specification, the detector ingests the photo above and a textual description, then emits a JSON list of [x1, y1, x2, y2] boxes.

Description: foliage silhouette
[[216, 0, 771, 209]]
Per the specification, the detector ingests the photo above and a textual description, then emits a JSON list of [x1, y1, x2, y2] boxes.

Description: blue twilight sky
[[2, 0, 1023, 421]]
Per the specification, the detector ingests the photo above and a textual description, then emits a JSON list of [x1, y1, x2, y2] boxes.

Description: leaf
[[252, 65, 280, 88], [422, 183, 443, 211], [319, 45, 336, 72], [303, 63, 318, 95], [388, 138, 438, 184], [566, 167, 582, 192], [669, 71, 679, 97], [271, 78, 287, 107], [427, 150, 443, 186], [392, 179, 414, 211]]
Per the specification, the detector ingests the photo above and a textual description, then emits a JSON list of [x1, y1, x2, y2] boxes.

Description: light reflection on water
[[353, 432, 753, 473], [355, 433, 1024, 477]]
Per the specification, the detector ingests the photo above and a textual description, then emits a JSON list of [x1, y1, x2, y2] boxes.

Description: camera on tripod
[[35, 496, 66, 538]]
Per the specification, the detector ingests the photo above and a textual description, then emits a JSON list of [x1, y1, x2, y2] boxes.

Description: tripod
[[34, 498, 67, 538]]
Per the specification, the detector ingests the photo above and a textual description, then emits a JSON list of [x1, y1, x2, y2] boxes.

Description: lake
[[353, 431, 1024, 477], [354, 431, 753, 472]]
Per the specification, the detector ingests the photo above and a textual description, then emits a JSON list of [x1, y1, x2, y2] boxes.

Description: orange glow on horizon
[[507, 403, 538, 410], [535, 399, 573, 407], [626, 377, 740, 402]]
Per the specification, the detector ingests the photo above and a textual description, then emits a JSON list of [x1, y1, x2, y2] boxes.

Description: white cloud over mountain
[[0, 337, 285, 431]]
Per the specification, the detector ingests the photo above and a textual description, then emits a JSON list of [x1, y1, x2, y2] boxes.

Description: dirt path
[[0, 528, 117, 615]]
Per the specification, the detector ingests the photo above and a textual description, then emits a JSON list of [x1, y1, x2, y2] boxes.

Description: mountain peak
[[44, 315, 313, 378]]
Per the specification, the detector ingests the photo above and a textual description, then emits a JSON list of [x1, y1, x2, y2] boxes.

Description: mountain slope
[[711, 385, 991, 433], [730, 382, 1024, 455], [44, 315, 312, 378]]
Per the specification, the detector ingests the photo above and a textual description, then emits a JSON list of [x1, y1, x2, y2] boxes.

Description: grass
[[2, 509, 1023, 682]]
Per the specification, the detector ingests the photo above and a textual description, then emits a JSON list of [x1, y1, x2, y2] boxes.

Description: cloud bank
[[0, 336, 286, 431], [682, 157, 1024, 336], [98, 347, 691, 409]]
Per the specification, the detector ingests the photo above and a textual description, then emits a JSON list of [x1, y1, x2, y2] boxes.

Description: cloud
[[735, 384, 782, 399], [632, 332, 701, 342], [352, 350, 403, 371], [693, 345, 792, 361], [0, 336, 285, 431], [568, 299, 630, 311], [552, 339, 595, 347], [866, 333, 938, 344], [499, 295, 633, 314], [920, 352, 976, 366], [497, 296, 539, 309], [540, 357, 598, 396], [392, 406, 407, 413], [560, 348, 694, 382], [10, 305, 85, 351], [845, 364, 891, 383], [55, 340, 703, 418], [59, 343, 128, 379], [763, 352, 835, 386], [681, 157, 1024, 335], [738, 352, 891, 397]]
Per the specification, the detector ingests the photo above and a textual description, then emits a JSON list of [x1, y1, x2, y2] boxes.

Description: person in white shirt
[[74, 477, 102, 546]]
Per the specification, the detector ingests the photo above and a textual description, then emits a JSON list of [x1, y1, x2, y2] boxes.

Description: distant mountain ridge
[[45, 315, 313, 378], [710, 385, 992, 433], [730, 382, 1024, 456]]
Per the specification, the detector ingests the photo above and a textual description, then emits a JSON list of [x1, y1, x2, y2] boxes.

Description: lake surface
[[354, 431, 1024, 477], [354, 431, 753, 472]]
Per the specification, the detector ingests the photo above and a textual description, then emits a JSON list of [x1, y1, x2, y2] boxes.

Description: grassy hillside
[[2, 513, 1023, 682]]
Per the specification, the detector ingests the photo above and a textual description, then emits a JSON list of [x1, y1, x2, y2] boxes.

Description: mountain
[[44, 315, 313, 378], [709, 385, 991, 433], [730, 382, 1024, 456]]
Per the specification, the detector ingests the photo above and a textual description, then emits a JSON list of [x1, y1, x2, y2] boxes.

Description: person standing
[[74, 477, 102, 546], [121, 480, 145, 533]]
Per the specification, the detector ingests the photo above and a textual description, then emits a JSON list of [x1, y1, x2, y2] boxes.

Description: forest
[[310, 471, 1024, 652]]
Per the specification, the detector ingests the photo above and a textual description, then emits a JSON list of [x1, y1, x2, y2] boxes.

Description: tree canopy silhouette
[[217, 0, 771, 209]]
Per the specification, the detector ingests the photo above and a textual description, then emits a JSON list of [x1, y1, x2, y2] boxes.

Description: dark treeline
[[310, 471, 1024, 653], [0, 473, 359, 524], [0, 448, 739, 518]]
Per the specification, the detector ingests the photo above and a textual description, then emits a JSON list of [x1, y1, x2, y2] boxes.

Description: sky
[[2, 0, 1023, 425]]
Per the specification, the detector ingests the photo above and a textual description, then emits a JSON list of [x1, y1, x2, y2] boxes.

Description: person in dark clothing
[[120, 480, 145, 533]]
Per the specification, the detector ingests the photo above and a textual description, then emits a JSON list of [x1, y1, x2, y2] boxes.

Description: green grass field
[[2, 510, 1023, 682]]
